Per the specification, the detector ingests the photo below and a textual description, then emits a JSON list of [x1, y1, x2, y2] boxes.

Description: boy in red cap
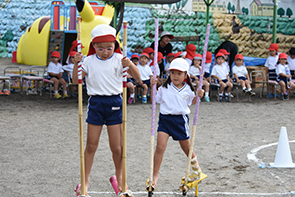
[[72, 24, 140, 196], [204, 51, 212, 82], [143, 47, 154, 66], [127, 54, 140, 104], [211, 53, 233, 102], [185, 43, 196, 65], [232, 54, 255, 96], [47, 51, 68, 99], [62, 51, 77, 96], [276, 53, 295, 100], [164, 52, 175, 74], [265, 43, 280, 98]]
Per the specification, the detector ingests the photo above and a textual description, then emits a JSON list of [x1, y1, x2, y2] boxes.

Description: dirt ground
[[1, 58, 295, 197]]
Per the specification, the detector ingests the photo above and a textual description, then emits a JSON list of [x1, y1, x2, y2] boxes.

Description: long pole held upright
[[184, 23, 210, 185], [122, 21, 128, 195], [272, 0, 278, 43], [77, 16, 86, 197], [147, 19, 158, 195]]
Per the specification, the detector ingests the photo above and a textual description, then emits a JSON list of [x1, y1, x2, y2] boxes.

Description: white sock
[[225, 93, 229, 96], [219, 93, 223, 96], [63, 91, 67, 94], [54, 90, 58, 94], [130, 93, 135, 98], [242, 87, 246, 90], [143, 95, 147, 98], [205, 92, 209, 97], [248, 88, 252, 91]]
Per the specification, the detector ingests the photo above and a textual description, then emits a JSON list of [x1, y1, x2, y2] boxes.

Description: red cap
[[167, 52, 175, 58], [69, 51, 77, 57], [218, 49, 230, 55], [279, 53, 287, 59], [143, 47, 154, 54], [206, 51, 212, 63], [216, 52, 225, 59], [51, 51, 60, 58], [140, 52, 149, 58], [174, 51, 183, 58], [235, 54, 244, 60], [268, 43, 279, 51], [131, 54, 140, 59], [193, 53, 202, 60]]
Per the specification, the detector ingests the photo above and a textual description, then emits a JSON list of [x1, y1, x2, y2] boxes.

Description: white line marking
[[247, 140, 295, 164]]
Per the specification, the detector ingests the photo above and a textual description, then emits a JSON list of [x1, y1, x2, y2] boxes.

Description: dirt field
[[1, 58, 295, 197]]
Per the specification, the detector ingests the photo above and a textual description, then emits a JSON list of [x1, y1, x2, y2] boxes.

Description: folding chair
[[4, 66, 22, 92], [250, 70, 267, 99], [266, 71, 280, 100], [21, 66, 46, 96], [209, 76, 220, 101], [0, 69, 11, 94]]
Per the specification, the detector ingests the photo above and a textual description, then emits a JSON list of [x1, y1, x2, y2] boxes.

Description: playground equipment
[[16, 0, 114, 66]]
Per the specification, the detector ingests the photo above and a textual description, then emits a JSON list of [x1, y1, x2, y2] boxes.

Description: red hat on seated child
[[87, 24, 122, 56], [235, 54, 244, 60], [131, 54, 140, 60], [51, 51, 60, 58], [150, 52, 163, 66], [69, 51, 77, 57], [268, 43, 279, 51], [218, 49, 230, 55], [216, 52, 225, 59], [143, 47, 154, 54], [206, 51, 212, 63], [174, 52, 183, 58], [193, 53, 202, 60], [279, 53, 287, 59], [167, 52, 175, 58], [140, 52, 149, 58]]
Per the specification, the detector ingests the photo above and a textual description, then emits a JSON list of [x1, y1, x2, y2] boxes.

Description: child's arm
[[122, 58, 140, 80], [211, 74, 221, 83], [279, 72, 290, 78], [72, 53, 86, 85], [191, 89, 204, 105], [226, 74, 231, 81], [245, 73, 250, 81], [234, 73, 239, 82]]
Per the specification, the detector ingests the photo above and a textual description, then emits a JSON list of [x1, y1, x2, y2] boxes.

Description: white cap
[[168, 58, 189, 72], [160, 31, 174, 39], [91, 24, 116, 43]]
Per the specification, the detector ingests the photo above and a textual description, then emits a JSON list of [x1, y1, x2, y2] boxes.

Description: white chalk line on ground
[[88, 191, 293, 196], [247, 140, 295, 163]]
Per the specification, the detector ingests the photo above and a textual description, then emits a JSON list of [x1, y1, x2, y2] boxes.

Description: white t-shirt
[[63, 63, 74, 78], [47, 62, 63, 74], [204, 63, 211, 73], [82, 53, 124, 96], [222, 62, 230, 72], [185, 58, 192, 66], [137, 64, 152, 81], [189, 65, 201, 76], [287, 55, 295, 70], [211, 64, 229, 80], [232, 65, 248, 77], [165, 62, 171, 71], [150, 64, 160, 76], [265, 55, 279, 70], [156, 83, 195, 115], [276, 63, 289, 76]]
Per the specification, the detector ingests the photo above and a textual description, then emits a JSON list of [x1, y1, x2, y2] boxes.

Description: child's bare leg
[[226, 82, 233, 93], [84, 124, 103, 193], [153, 132, 169, 187], [127, 82, 135, 94], [219, 82, 226, 93], [245, 80, 251, 89], [240, 80, 246, 89], [51, 78, 59, 91], [202, 81, 209, 92], [279, 81, 286, 94], [107, 124, 123, 191], [59, 78, 67, 92], [142, 84, 148, 96]]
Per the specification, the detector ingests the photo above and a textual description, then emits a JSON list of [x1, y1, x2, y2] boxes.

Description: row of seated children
[[265, 44, 295, 100]]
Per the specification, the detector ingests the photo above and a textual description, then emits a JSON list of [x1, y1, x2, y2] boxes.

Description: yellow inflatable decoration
[[16, 0, 114, 66]]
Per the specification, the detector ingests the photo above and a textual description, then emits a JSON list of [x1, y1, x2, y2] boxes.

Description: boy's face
[[51, 56, 59, 63], [69, 56, 75, 64], [193, 59, 201, 66], [149, 53, 154, 60], [140, 56, 149, 65], [216, 57, 225, 65], [93, 42, 115, 60], [235, 59, 243, 66], [167, 56, 174, 63], [290, 54, 295, 59], [279, 58, 287, 65], [269, 50, 276, 56], [131, 58, 139, 65]]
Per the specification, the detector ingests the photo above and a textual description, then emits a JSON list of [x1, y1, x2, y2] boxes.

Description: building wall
[[192, 1, 226, 14]]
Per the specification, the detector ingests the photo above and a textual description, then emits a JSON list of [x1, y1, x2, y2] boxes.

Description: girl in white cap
[[73, 24, 140, 196], [152, 58, 204, 188]]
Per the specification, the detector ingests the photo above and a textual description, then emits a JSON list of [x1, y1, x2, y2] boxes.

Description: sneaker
[[249, 91, 256, 96], [142, 97, 147, 103], [0, 91, 3, 95], [228, 92, 234, 98], [267, 93, 274, 98], [63, 92, 68, 98], [204, 96, 210, 102], [244, 89, 250, 95], [54, 92, 62, 99], [147, 92, 150, 98], [128, 97, 134, 104], [137, 95, 142, 101], [3, 89, 10, 95], [218, 95, 223, 102], [283, 94, 288, 100], [275, 94, 280, 98], [224, 95, 229, 102]]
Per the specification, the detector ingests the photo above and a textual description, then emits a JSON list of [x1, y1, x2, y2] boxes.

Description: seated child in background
[[232, 54, 256, 96], [189, 54, 210, 102], [127, 54, 140, 104], [164, 52, 175, 75], [265, 43, 280, 98], [62, 51, 76, 96], [47, 51, 68, 99], [211, 52, 233, 102], [204, 51, 212, 83], [136, 52, 153, 103], [276, 53, 295, 100], [143, 47, 154, 66], [150, 52, 163, 89], [185, 43, 197, 66], [287, 48, 295, 79]]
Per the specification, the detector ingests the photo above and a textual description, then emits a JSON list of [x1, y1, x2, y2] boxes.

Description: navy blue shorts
[[277, 76, 289, 84], [157, 113, 190, 141], [204, 72, 210, 78], [268, 69, 277, 80], [127, 78, 135, 84], [139, 79, 150, 87], [222, 79, 228, 83], [86, 95, 122, 126], [62, 72, 70, 83]]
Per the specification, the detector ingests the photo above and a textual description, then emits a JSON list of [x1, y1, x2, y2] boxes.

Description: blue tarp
[[244, 57, 267, 67]]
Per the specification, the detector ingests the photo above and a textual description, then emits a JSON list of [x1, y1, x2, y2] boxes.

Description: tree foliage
[[277, 7, 285, 17], [227, 2, 231, 13], [286, 8, 293, 18]]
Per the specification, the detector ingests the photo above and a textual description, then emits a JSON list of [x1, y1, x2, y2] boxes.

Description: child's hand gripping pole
[[146, 19, 159, 197], [76, 16, 86, 197], [180, 24, 210, 195]]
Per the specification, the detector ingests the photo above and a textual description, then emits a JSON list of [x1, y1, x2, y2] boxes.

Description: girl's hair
[[162, 72, 195, 91], [276, 60, 288, 65], [191, 58, 201, 66]]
